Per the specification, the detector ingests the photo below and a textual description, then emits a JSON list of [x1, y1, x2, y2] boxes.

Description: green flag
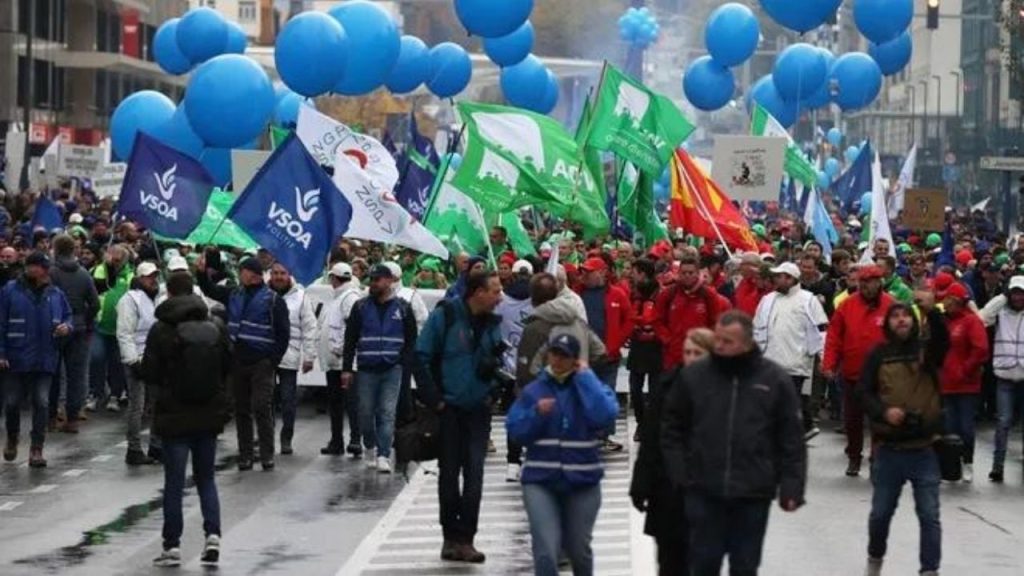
[[587, 64, 695, 176], [422, 172, 491, 257], [270, 126, 290, 150], [750, 103, 817, 188], [566, 96, 611, 239], [155, 189, 259, 251], [487, 211, 537, 257], [453, 102, 602, 216], [617, 163, 668, 248]]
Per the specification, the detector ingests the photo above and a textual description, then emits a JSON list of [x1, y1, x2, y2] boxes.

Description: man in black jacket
[[661, 310, 807, 576]]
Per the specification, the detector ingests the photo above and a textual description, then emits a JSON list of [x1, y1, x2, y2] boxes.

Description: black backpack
[[173, 320, 227, 405]]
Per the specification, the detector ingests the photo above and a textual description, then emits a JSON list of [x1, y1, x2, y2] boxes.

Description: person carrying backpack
[[144, 272, 232, 568]]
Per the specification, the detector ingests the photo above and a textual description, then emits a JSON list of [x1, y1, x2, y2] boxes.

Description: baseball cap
[[1009, 276, 1024, 293], [740, 253, 762, 266], [369, 264, 395, 280], [329, 262, 353, 279], [239, 257, 263, 275], [926, 233, 942, 248], [940, 282, 970, 301], [512, 259, 534, 275], [956, 249, 973, 266], [580, 257, 608, 273], [24, 251, 50, 269], [548, 333, 581, 359], [857, 265, 885, 280], [770, 262, 801, 280], [166, 256, 189, 273], [136, 262, 159, 277], [68, 213, 83, 225], [930, 272, 955, 293]]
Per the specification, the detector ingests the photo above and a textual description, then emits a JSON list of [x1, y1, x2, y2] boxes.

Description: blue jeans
[[522, 482, 602, 576], [943, 394, 978, 462], [4, 372, 52, 446], [868, 445, 942, 573], [357, 366, 402, 458], [685, 492, 771, 576], [162, 434, 221, 550], [50, 330, 91, 421], [993, 379, 1024, 470], [275, 369, 298, 444], [89, 333, 125, 403]]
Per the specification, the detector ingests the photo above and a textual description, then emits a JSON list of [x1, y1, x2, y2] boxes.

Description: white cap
[[760, 252, 777, 262], [1009, 276, 1024, 292], [770, 262, 801, 280], [383, 261, 402, 279], [136, 262, 159, 277], [68, 213, 83, 224], [512, 259, 534, 275], [329, 262, 353, 279], [166, 256, 189, 272]]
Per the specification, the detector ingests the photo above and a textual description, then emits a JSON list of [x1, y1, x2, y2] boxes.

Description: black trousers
[[438, 404, 490, 543], [325, 370, 360, 448]]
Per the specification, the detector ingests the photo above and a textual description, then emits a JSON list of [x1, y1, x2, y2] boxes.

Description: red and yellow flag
[[669, 149, 758, 252]]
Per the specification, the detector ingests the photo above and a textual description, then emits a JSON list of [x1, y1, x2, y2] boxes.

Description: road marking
[[0, 501, 23, 511], [62, 469, 87, 478], [115, 441, 128, 449], [90, 454, 114, 463], [30, 484, 58, 494]]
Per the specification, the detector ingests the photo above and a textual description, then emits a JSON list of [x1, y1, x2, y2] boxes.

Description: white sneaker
[[365, 448, 377, 469], [84, 398, 97, 412], [962, 463, 973, 483], [506, 463, 522, 483], [105, 398, 121, 413], [377, 456, 392, 474], [153, 548, 181, 567], [201, 534, 220, 564], [864, 556, 882, 576]]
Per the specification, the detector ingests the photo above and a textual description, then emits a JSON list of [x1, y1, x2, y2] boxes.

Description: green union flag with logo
[[587, 64, 695, 176], [453, 102, 603, 221]]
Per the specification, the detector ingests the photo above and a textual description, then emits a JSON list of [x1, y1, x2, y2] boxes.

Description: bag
[[935, 434, 964, 482], [173, 320, 226, 405], [394, 402, 440, 464]]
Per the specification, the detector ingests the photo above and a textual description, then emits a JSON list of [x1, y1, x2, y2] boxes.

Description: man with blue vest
[[342, 264, 417, 474], [227, 257, 290, 471], [0, 252, 72, 468]]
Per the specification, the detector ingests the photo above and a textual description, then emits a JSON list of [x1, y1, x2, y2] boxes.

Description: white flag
[[297, 106, 399, 191], [887, 144, 916, 219], [41, 137, 60, 172], [972, 197, 991, 213], [332, 150, 448, 260], [861, 152, 897, 264]]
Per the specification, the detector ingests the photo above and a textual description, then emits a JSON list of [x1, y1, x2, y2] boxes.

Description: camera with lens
[[478, 340, 516, 402]]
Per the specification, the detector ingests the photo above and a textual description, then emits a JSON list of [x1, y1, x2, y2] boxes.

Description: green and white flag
[[422, 173, 491, 257], [155, 188, 259, 251], [453, 102, 601, 215], [750, 103, 817, 188], [490, 211, 537, 257], [617, 163, 667, 248], [587, 64, 695, 176]]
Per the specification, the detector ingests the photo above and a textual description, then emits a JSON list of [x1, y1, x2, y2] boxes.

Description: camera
[[478, 341, 515, 403]]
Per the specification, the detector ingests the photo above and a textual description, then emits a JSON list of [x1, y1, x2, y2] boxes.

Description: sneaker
[[365, 448, 377, 469], [962, 462, 973, 483], [153, 548, 182, 567], [201, 534, 220, 564], [451, 542, 486, 563], [347, 442, 364, 459], [320, 443, 343, 456], [804, 427, 821, 442], [238, 458, 253, 472], [84, 398, 97, 412], [990, 468, 1004, 483], [261, 459, 275, 471], [377, 456, 392, 474], [846, 457, 862, 477], [487, 439, 496, 453], [125, 449, 154, 466], [505, 463, 521, 483], [280, 440, 293, 455], [28, 447, 47, 468], [3, 437, 17, 462], [105, 398, 121, 413], [601, 439, 624, 453], [864, 556, 882, 576]]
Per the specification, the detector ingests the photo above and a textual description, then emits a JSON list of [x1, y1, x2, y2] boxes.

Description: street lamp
[[950, 70, 962, 116], [932, 74, 943, 153]]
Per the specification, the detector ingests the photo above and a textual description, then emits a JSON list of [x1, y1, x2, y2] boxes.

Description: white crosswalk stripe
[[338, 416, 640, 575]]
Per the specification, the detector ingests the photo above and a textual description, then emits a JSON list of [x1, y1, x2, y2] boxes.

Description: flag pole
[[676, 152, 735, 260], [421, 123, 466, 229]]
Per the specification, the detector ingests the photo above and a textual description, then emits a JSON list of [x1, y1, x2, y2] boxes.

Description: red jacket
[[654, 283, 732, 369], [734, 277, 769, 317], [941, 310, 989, 395], [577, 284, 633, 362], [823, 292, 894, 383]]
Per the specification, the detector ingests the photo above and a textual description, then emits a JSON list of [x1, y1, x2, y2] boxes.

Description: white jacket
[[392, 283, 429, 331], [980, 294, 1024, 381], [323, 282, 364, 370], [278, 284, 319, 371], [753, 285, 828, 378], [116, 289, 158, 366]]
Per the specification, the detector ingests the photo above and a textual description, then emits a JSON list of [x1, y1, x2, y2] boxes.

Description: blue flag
[[31, 195, 63, 232], [117, 132, 213, 238], [227, 133, 353, 285], [936, 221, 955, 268], [394, 114, 439, 220], [830, 141, 873, 212]]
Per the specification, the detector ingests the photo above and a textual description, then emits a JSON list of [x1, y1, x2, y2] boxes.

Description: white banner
[[231, 149, 271, 194], [710, 135, 787, 202], [297, 106, 400, 191], [92, 162, 128, 198], [4, 130, 26, 192], [57, 144, 106, 178]]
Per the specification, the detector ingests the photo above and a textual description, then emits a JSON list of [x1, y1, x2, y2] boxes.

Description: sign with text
[[980, 156, 1024, 171], [92, 162, 127, 198], [57, 144, 105, 178], [902, 188, 947, 231], [711, 135, 787, 202]]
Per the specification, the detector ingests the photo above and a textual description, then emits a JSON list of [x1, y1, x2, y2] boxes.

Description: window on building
[[239, 1, 257, 23]]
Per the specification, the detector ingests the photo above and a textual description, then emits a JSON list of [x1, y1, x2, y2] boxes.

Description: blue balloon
[[386, 36, 430, 94], [824, 157, 841, 177], [184, 54, 275, 149], [275, 92, 303, 127], [801, 48, 836, 109], [816, 171, 831, 190], [110, 90, 176, 161], [200, 147, 233, 188], [149, 103, 204, 160], [532, 69, 559, 115], [705, 3, 760, 67], [427, 42, 473, 99], [869, 31, 913, 76], [846, 145, 861, 163], [153, 19, 191, 75], [329, 0, 401, 96], [501, 54, 548, 110], [750, 75, 798, 128], [275, 12, 348, 97], [854, 0, 913, 44], [484, 21, 534, 67], [683, 56, 735, 112], [773, 43, 827, 102], [226, 21, 248, 54], [455, 0, 534, 39], [659, 168, 671, 188], [274, 83, 290, 104], [827, 127, 842, 147], [761, 0, 842, 34], [859, 192, 873, 216], [176, 7, 229, 65], [831, 52, 882, 111]]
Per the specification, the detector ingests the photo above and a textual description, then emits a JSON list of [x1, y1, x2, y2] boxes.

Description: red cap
[[929, 272, 955, 292], [940, 282, 970, 301], [581, 257, 608, 273], [563, 263, 578, 275], [499, 253, 517, 267], [956, 250, 973, 266], [857, 265, 885, 280]]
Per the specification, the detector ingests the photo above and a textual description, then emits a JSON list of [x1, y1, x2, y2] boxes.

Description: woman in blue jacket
[[507, 333, 619, 576]]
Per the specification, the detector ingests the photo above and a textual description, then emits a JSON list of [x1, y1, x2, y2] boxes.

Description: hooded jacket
[[320, 281, 364, 372], [823, 291, 895, 382], [515, 297, 607, 387], [275, 282, 319, 371], [50, 256, 99, 332], [654, 281, 732, 369], [941, 307, 989, 394]]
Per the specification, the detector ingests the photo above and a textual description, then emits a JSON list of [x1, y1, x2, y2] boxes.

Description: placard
[[711, 135, 787, 201], [902, 188, 947, 231], [92, 162, 128, 199], [57, 144, 105, 178]]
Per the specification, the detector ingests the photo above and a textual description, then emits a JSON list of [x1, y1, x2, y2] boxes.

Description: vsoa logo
[[268, 187, 320, 250], [139, 165, 179, 221]]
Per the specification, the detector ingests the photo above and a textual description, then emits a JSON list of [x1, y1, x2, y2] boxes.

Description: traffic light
[[927, 0, 940, 29]]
